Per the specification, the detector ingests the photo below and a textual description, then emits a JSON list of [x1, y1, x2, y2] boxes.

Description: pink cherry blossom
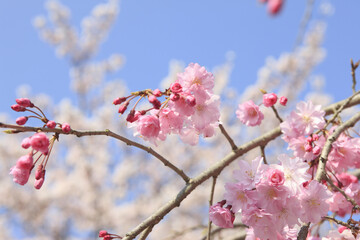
[[224, 183, 254, 212], [170, 82, 182, 93], [263, 93, 278, 107], [236, 100, 264, 127], [291, 101, 326, 135], [136, 115, 160, 144], [191, 94, 220, 131], [177, 63, 214, 93], [299, 180, 331, 223], [233, 157, 264, 189], [209, 203, 234, 228], [30, 132, 50, 154]]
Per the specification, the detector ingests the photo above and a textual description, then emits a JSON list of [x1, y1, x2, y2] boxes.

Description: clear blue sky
[[1, 1, 360, 116]]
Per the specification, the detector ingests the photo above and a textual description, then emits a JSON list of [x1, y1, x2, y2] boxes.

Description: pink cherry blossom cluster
[[10, 132, 50, 189], [236, 93, 287, 127], [9, 98, 73, 189], [213, 100, 360, 239], [211, 156, 332, 239], [113, 63, 220, 145]]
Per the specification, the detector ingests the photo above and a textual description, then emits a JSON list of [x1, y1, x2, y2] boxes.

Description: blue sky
[[1, 1, 360, 116]]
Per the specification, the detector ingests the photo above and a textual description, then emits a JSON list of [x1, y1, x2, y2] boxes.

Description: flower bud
[[118, 102, 129, 114], [34, 177, 45, 189], [148, 95, 161, 109], [11, 104, 26, 112], [170, 93, 180, 102], [263, 93, 278, 107], [185, 95, 196, 107], [170, 82, 182, 93], [16, 98, 34, 107], [62, 123, 71, 133], [279, 96, 288, 106], [46, 121, 57, 129], [21, 137, 31, 149], [16, 116, 28, 125], [312, 145, 321, 155], [152, 89, 162, 97], [113, 97, 126, 105], [305, 144, 313, 152]]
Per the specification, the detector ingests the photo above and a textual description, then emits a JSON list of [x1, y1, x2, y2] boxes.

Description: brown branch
[[315, 111, 360, 182], [207, 176, 218, 240], [297, 223, 310, 240], [323, 216, 358, 230], [138, 226, 153, 240], [219, 123, 238, 151], [0, 123, 190, 183], [260, 145, 268, 165]]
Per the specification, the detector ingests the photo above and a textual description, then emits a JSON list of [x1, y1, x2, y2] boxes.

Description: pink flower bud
[[16, 116, 28, 125], [305, 144, 313, 152], [35, 165, 44, 180], [279, 96, 288, 106], [30, 132, 49, 154], [16, 98, 33, 107], [16, 154, 33, 169], [113, 97, 126, 105], [263, 93, 278, 107], [9, 165, 30, 185], [312, 133, 319, 141], [46, 121, 57, 129], [11, 104, 26, 112], [99, 230, 108, 237], [148, 95, 161, 109], [34, 177, 45, 189], [126, 110, 139, 123], [62, 123, 71, 133], [267, 168, 285, 186], [170, 93, 180, 102], [152, 89, 162, 97], [312, 145, 321, 155], [21, 137, 31, 149], [268, 0, 283, 15], [306, 136, 313, 143], [185, 95, 196, 107], [170, 82, 183, 93], [118, 102, 129, 114]]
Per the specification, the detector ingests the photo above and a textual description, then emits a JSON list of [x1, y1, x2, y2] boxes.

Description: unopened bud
[[305, 144, 313, 152], [16, 116, 28, 125], [113, 97, 126, 105], [170, 82, 183, 93], [279, 96, 288, 106], [11, 104, 26, 112], [185, 95, 196, 107], [152, 89, 162, 97], [16, 98, 34, 108], [46, 121, 57, 129], [170, 93, 180, 102]]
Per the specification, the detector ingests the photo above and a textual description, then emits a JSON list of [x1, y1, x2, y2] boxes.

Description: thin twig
[[201, 223, 248, 240], [207, 176, 218, 240], [293, 0, 315, 50], [323, 216, 358, 230], [320, 90, 360, 131], [260, 145, 268, 164], [351, 59, 359, 94], [0, 123, 190, 183], [325, 174, 360, 210], [270, 105, 283, 123], [219, 123, 238, 151]]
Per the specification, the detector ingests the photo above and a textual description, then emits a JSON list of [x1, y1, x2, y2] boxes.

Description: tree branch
[[219, 123, 238, 151], [0, 123, 190, 183]]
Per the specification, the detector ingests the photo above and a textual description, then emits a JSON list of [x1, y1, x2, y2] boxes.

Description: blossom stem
[[218, 124, 237, 151], [206, 176, 218, 240]]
